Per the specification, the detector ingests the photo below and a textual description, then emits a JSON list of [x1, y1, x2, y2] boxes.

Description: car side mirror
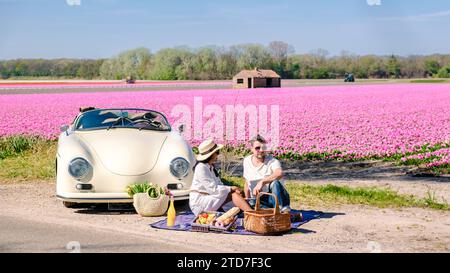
[[60, 125, 69, 132], [178, 124, 185, 134]]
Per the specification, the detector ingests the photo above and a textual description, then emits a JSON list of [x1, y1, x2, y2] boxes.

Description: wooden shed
[[232, 68, 281, 89]]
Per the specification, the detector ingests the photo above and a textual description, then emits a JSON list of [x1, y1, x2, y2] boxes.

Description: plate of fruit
[[191, 212, 217, 232], [191, 208, 240, 233], [196, 212, 216, 225]]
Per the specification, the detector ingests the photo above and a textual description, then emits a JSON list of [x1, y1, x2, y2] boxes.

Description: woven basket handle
[[255, 192, 280, 215]]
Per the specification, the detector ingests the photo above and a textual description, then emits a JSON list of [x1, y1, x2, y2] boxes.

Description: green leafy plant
[[0, 136, 38, 159], [222, 176, 450, 211], [126, 182, 165, 198]]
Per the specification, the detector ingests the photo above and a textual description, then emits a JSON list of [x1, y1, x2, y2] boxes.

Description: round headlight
[[170, 157, 189, 179], [68, 157, 91, 180]]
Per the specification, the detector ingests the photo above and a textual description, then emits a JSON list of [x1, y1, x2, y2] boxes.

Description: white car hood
[[76, 129, 167, 176]]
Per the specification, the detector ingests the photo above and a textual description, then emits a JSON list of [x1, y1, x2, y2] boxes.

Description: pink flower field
[[0, 81, 231, 90], [1, 83, 449, 162]]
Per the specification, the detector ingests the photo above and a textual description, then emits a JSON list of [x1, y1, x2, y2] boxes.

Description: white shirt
[[189, 163, 231, 216], [243, 155, 284, 198]]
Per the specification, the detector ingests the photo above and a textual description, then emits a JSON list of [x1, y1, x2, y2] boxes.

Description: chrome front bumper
[[57, 189, 190, 203]]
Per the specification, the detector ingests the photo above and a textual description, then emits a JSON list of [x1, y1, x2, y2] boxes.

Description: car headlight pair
[[68, 158, 91, 180], [69, 157, 188, 180], [170, 157, 190, 179]]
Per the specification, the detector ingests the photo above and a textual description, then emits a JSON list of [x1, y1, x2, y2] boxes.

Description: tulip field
[[0, 81, 231, 90], [1, 83, 449, 170]]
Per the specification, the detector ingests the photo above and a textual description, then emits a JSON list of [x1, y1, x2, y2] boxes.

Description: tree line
[[2, 41, 450, 80], [0, 58, 104, 80]]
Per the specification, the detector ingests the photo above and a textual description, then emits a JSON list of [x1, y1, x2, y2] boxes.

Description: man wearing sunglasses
[[243, 135, 291, 213]]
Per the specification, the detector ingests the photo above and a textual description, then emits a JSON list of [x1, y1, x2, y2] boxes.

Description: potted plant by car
[[126, 182, 169, 217]]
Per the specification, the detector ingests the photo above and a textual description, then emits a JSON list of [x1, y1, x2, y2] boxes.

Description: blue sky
[[1, 0, 450, 59]]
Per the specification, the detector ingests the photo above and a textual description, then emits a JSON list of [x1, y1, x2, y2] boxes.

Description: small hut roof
[[234, 68, 280, 78]]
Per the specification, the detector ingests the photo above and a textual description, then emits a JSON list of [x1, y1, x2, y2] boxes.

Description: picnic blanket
[[150, 210, 322, 235]]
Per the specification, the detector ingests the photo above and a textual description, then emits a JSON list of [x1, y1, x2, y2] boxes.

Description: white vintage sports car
[[56, 107, 195, 208]]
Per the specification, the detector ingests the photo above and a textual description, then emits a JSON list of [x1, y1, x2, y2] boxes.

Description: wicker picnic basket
[[133, 192, 169, 217], [244, 192, 291, 235]]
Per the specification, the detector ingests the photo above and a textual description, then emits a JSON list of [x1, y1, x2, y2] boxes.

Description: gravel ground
[[1, 180, 449, 253]]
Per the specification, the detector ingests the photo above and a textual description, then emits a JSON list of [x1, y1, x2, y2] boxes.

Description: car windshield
[[74, 109, 171, 131]]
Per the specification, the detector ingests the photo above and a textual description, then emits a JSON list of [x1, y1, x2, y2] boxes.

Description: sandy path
[[1, 180, 449, 253]]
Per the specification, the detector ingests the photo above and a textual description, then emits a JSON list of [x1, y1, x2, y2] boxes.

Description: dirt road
[[1, 180, 448, 253], [0, 79, 428, 95]]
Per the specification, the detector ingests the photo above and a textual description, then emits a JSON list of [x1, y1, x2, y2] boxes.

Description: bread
[[216, 207, 240, 225]]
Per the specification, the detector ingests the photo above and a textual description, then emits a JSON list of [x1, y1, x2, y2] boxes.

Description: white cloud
[[367, 0, 382, 6]]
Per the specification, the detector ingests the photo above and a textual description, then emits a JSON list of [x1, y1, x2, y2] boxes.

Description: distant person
[[125, 76, 135, 84], [243, 135, 291, 212]]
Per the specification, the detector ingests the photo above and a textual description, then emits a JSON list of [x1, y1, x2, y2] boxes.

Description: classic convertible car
[[56, 108, 195, 208]]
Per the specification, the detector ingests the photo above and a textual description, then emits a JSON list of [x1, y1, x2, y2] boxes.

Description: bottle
[[167, 195, 176, 227]]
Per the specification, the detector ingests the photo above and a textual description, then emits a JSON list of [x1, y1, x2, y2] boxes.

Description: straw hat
[[196, 139, 223, 161]]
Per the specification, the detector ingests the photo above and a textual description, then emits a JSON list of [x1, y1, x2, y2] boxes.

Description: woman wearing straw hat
[[189, 139, 252, 216]]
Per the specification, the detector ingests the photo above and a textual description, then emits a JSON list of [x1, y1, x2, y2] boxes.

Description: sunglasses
[[254, 146, 262, 151]]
